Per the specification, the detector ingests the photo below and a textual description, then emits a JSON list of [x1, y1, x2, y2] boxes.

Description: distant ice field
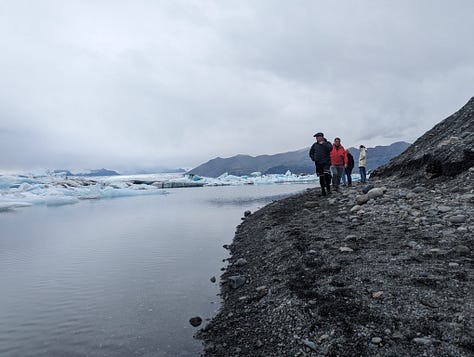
[[0, 170, 362, 212]]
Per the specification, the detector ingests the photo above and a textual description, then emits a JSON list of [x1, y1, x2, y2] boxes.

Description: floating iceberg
[[0, 171, 324, 212]]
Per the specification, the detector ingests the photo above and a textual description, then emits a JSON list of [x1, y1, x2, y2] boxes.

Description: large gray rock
[[368, 187, 385, 199], [356, 194, 370, 205]]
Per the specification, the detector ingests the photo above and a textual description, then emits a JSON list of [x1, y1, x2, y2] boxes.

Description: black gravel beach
[[198, 173, 473, 356], [198, 97, 474, 356]]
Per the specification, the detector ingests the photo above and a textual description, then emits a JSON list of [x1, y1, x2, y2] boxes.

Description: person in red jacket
[[330, 137, 348, 192]]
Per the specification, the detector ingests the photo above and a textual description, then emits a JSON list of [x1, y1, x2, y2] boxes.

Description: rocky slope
[[197, 98, 474, 356], [198, 172, 474, 356], [371, 97, 474, 180]]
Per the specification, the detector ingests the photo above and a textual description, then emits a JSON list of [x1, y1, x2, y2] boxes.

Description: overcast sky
[[0, 0, 473, 172]]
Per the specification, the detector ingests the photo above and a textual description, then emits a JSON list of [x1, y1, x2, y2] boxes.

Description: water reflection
[[0, 184, 312, 356]]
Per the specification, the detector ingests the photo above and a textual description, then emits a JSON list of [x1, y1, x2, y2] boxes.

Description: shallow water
[[0, 183, 313, 356]]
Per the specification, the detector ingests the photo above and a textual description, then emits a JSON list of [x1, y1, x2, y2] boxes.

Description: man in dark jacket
[[345, 151, 355, 186], [309, 132, 332, 196]]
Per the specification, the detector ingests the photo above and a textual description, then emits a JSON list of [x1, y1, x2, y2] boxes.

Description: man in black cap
[[309, 132, 333, 196]]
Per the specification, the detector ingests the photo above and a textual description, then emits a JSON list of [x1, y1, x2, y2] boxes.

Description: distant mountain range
[[120, 168, 187, 175], [188, 141, 411, 177], [52, 167, 187, 177], [53, 168, 121, 177]]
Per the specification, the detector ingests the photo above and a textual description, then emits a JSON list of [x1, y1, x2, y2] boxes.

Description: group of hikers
[[309, 132, 367, 196]]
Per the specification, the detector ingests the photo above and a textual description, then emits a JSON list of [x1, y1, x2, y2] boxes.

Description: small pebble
[[189, 316, 202, 327], [371, 337, 382, 344]]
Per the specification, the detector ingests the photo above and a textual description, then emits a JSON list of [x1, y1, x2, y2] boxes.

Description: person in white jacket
[[358, 145, 367, 183]]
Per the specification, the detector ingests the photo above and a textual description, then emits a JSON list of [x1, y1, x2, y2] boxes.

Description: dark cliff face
[[371, 97, 474, 180]]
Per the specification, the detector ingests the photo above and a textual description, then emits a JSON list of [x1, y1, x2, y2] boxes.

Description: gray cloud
[[0, 0, 473, 172]]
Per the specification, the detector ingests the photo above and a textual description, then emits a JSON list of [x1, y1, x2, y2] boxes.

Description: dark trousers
[[319, 173, 332, 193], [345, 167, 353, 185], [315, 163, 331, 194]]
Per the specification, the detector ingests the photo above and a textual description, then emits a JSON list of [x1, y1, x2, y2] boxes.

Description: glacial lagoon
[[0, 183, 313, 356]]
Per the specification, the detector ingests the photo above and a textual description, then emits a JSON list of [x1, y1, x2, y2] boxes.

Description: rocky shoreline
[[197, 169, 474, 356]]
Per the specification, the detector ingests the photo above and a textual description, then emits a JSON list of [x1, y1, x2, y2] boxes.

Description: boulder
[[356, 194, 370, 205], [368, 187, 385, 199]]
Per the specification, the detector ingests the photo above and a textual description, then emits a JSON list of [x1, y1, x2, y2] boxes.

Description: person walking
[[309, 132, 332, 196], [359, 145, 367, 183], [345, 151, 354, 186], [330, 137, 348, 192]]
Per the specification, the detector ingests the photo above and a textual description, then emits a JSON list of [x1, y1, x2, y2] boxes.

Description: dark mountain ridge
[[189, 142, 410, 177]]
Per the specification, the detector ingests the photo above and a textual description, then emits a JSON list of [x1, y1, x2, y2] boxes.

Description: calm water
[[0, 184, 312, 356]]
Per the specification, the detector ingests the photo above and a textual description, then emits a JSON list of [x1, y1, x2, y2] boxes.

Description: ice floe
[[0, 171, 360, 212]]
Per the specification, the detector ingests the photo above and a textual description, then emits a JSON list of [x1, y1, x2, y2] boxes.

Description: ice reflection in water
[[0, 183, 313, 356]]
